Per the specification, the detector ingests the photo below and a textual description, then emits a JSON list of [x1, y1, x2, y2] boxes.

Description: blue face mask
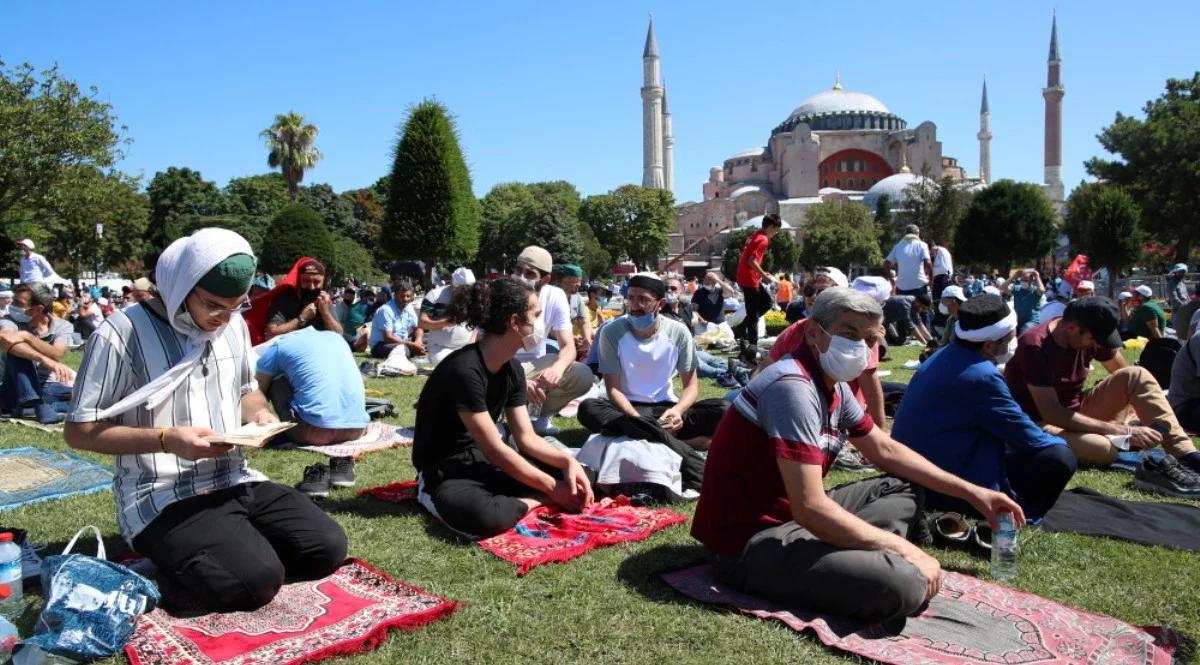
[[597, 297, 609, 307], [628, 311, 657, 331]]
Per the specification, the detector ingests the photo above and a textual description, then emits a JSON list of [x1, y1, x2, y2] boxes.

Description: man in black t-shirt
[[264, 259, 343, 340]]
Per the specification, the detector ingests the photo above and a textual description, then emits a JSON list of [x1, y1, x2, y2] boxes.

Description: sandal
[[928, 512, 972, 548]]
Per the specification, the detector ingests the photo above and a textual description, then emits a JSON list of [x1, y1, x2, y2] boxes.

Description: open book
[[203, 421, 296, 448]]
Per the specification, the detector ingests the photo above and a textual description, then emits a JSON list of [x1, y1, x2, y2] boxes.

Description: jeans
[[1, 356, 48, 411], [695, 349, 727, 378], [133, 482, 347, 612]]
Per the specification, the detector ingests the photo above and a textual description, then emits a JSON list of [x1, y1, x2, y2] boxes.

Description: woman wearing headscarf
[[64, 229, 347, 611]]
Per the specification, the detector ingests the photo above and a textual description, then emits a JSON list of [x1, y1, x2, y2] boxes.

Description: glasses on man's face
[[193, 294, 252, 317]]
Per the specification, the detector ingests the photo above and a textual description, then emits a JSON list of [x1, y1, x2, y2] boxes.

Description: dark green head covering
[[553, 264, 584, 278], [196, 253, 257, 298]]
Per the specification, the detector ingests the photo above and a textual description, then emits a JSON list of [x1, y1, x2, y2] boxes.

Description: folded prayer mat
[[358, 480, 418, 503], [662, 564, 1178, 665], [478, 497, 687, 575], [296, 423, 413, 459], [125, 559, 459, 665], [1040, 486, 1200, 552]]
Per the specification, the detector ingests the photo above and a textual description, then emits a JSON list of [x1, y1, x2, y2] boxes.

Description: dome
[[729, 185, 765, 199], [862, 171, 930, 210], [789, 88, 890, 120], [729, 146, 766, 159]]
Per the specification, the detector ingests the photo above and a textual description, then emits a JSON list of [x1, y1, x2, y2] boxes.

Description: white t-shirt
[[932, 246, 953, 276], [886, 235, 931, 291], [514, 284, 571, 362], [598, 316, 696, 403], [421, 285, 474, 350]]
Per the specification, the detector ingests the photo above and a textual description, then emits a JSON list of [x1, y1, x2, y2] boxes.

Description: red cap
[[0, 533, 12, 543], [0, 584, 10, 599]]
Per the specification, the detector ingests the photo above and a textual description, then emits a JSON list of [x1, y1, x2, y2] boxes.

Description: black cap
[[958, 294, 1009, 331], [1063, 296, 1123, 349]]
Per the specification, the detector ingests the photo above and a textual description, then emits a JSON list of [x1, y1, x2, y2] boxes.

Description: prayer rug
[[125, 559, 459, 665], [296, 423, 413, 459], [478, 497, 687, 575], [357, 480, 418, 503], [1041, 486, 1200, 552], [662, 564, 1177, 665], [0, 447, 111, 511]]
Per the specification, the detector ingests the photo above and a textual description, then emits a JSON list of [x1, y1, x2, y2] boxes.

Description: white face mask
[[817, 325, 871, 382], [938, 302, 950, 316], [990, 337, 1018, 365], [521, 321, 545, 353]]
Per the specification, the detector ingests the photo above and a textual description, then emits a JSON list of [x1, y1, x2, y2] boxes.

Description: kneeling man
[[691, 288, 1023, 622], [65, 229, 347, 612], [892, 295, 1076, 519]]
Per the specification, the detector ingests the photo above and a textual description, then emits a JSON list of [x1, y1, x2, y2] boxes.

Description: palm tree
[[260, 111, 322, 200]]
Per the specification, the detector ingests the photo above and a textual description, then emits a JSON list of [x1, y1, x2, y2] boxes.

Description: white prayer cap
[[850, 276, 890, 304], [16, 239, 33, 250], [451, 267, 476, 286], [1117, 291, 1132, 301], [983, 285, 1002, 296], [0, 291, 12, 299], [940, 285, 967, 302], [1135, 285, 1154, 298], [1075, 280, 1095, 292], [814, 267, 848, 288]]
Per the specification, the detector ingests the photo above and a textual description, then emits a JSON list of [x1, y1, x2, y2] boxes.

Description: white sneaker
[[533, 417, 560, 436]]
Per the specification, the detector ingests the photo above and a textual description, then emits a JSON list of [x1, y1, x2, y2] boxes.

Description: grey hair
[[810, 287, 883, 329]]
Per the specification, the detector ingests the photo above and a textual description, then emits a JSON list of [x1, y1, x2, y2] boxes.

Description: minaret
[[662, 82, 675, 193], [978, 78, 992, 184], [1043, 12, 1065, 209], [641, 17, 665, 189]]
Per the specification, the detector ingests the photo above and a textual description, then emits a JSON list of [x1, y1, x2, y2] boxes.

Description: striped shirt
[[67, 301, 265, 542]]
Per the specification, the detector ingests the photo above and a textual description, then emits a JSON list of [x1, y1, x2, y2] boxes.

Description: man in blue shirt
[[892, 294, 1076, 519], [368, 278, 424, 369], [1004, 269, 1045, 334], [257, 327, 370, 497]]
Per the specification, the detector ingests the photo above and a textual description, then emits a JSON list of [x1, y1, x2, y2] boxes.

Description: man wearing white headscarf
[[64, 228, 347, 612], [892, 294, 1076, 519]]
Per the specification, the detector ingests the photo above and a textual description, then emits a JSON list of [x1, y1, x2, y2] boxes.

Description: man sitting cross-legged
[[578, 273, 729, 449], [892, 294, 1077, 519], [1004, 297, 1200, 494], [0, 283, 77, 424], [256, 327, 370, 498], [691, 287, 1024, 623], [65, 229, 346, 612]]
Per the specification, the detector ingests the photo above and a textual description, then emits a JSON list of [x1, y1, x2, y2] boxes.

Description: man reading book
[[64, 229, 347, 612]]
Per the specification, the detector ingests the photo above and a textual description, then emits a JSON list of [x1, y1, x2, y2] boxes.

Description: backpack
[[1139, 337, 1182, 390]]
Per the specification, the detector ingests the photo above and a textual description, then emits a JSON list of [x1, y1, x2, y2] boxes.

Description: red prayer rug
[[358, 480, 418, 503], [125, 559, 459, 665], [662, 564, 1178, 665], [478, 496, 688, 575]]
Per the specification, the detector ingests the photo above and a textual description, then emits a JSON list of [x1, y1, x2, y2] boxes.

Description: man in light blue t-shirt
[[257, 327, 370, 496]]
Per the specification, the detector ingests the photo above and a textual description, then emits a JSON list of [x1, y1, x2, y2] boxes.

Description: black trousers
[[740, 285, 772, 346], [420, 449, 596, 539], [577, 397, 728, 441], [1005, 445, 1078, 518], [133, 482, 348, 612], [1174, 398, 1200, 433]]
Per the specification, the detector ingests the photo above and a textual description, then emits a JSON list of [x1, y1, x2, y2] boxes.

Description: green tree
[[798, 201, 883, 270], [1065, 183, 1143, 297], [178, 214, 266, 257], [721, 227, 802, 282], [329, 236, 387, 285], [299, 183, 359, 240], [1086, 74, 1200, 262], [522, 197, 583, 266], [577, 221, 611, 278], [258, 204, 334, 275], [579, 185, 675, 268], [145, 167, 235, 262], [260, 111, 322, 200], [478, 182, 538, 271], [36, 166, 148, 281], [383, 100, 480, 285], [224, 173, 289, 219], [901, 175, 973, 248], [0, 60, 127, 219], [954, 180, 1057, 272]]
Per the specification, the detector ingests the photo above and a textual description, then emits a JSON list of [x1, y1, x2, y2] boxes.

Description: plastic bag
[[17, 526, 159, 662]]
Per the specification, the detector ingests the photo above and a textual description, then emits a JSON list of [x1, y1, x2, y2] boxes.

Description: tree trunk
[[1175, 237, 1192, 264], [424, 256, 436, 291]]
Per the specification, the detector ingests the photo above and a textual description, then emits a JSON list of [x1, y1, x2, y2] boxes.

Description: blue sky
[[3, 1, 1197, 201]]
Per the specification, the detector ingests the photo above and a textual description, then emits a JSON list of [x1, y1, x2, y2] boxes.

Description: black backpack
[[1137, 337, 1181, 390]]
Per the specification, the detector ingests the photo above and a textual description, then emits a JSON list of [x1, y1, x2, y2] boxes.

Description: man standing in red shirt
[[735, 214, 782, 353]]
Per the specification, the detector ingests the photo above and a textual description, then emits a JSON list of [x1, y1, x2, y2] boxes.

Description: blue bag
[[18, 526, 159, 662]]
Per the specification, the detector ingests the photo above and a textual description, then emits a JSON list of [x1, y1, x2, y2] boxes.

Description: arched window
[[836, 179, 842, 188], [822, 179, 829, 187]]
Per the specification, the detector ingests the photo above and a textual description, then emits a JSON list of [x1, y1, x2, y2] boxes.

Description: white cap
[[1075, 280, 1095, 292], [451, 267, 476, 286], [0, 290, 12, 299], [940, 285, 967, 302], [16, 239, 33, 250], [1118, 291, 1133, 301], [850, 276, 890, 304], [983, 285, 1002, 296], [1172, 263, 1188, 273], [814, 266, 848, 288], [1135, 285, 1154, 298], [994, 277, 1007, 288], [97, 297, 109, 306]]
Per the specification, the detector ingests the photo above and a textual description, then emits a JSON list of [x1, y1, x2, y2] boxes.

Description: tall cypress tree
[[382, 100, 480, 285]]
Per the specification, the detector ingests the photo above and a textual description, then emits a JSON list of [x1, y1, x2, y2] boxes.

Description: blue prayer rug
[[0, 447, 112, 511]]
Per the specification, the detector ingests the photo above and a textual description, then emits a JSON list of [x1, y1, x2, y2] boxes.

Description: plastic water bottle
[[0, 534, 21, 620], [990, 512, 1019, 581], [0, 611, 17, 661]]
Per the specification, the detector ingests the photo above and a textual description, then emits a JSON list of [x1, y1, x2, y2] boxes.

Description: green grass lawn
[[3, 344, 1199, 664]]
